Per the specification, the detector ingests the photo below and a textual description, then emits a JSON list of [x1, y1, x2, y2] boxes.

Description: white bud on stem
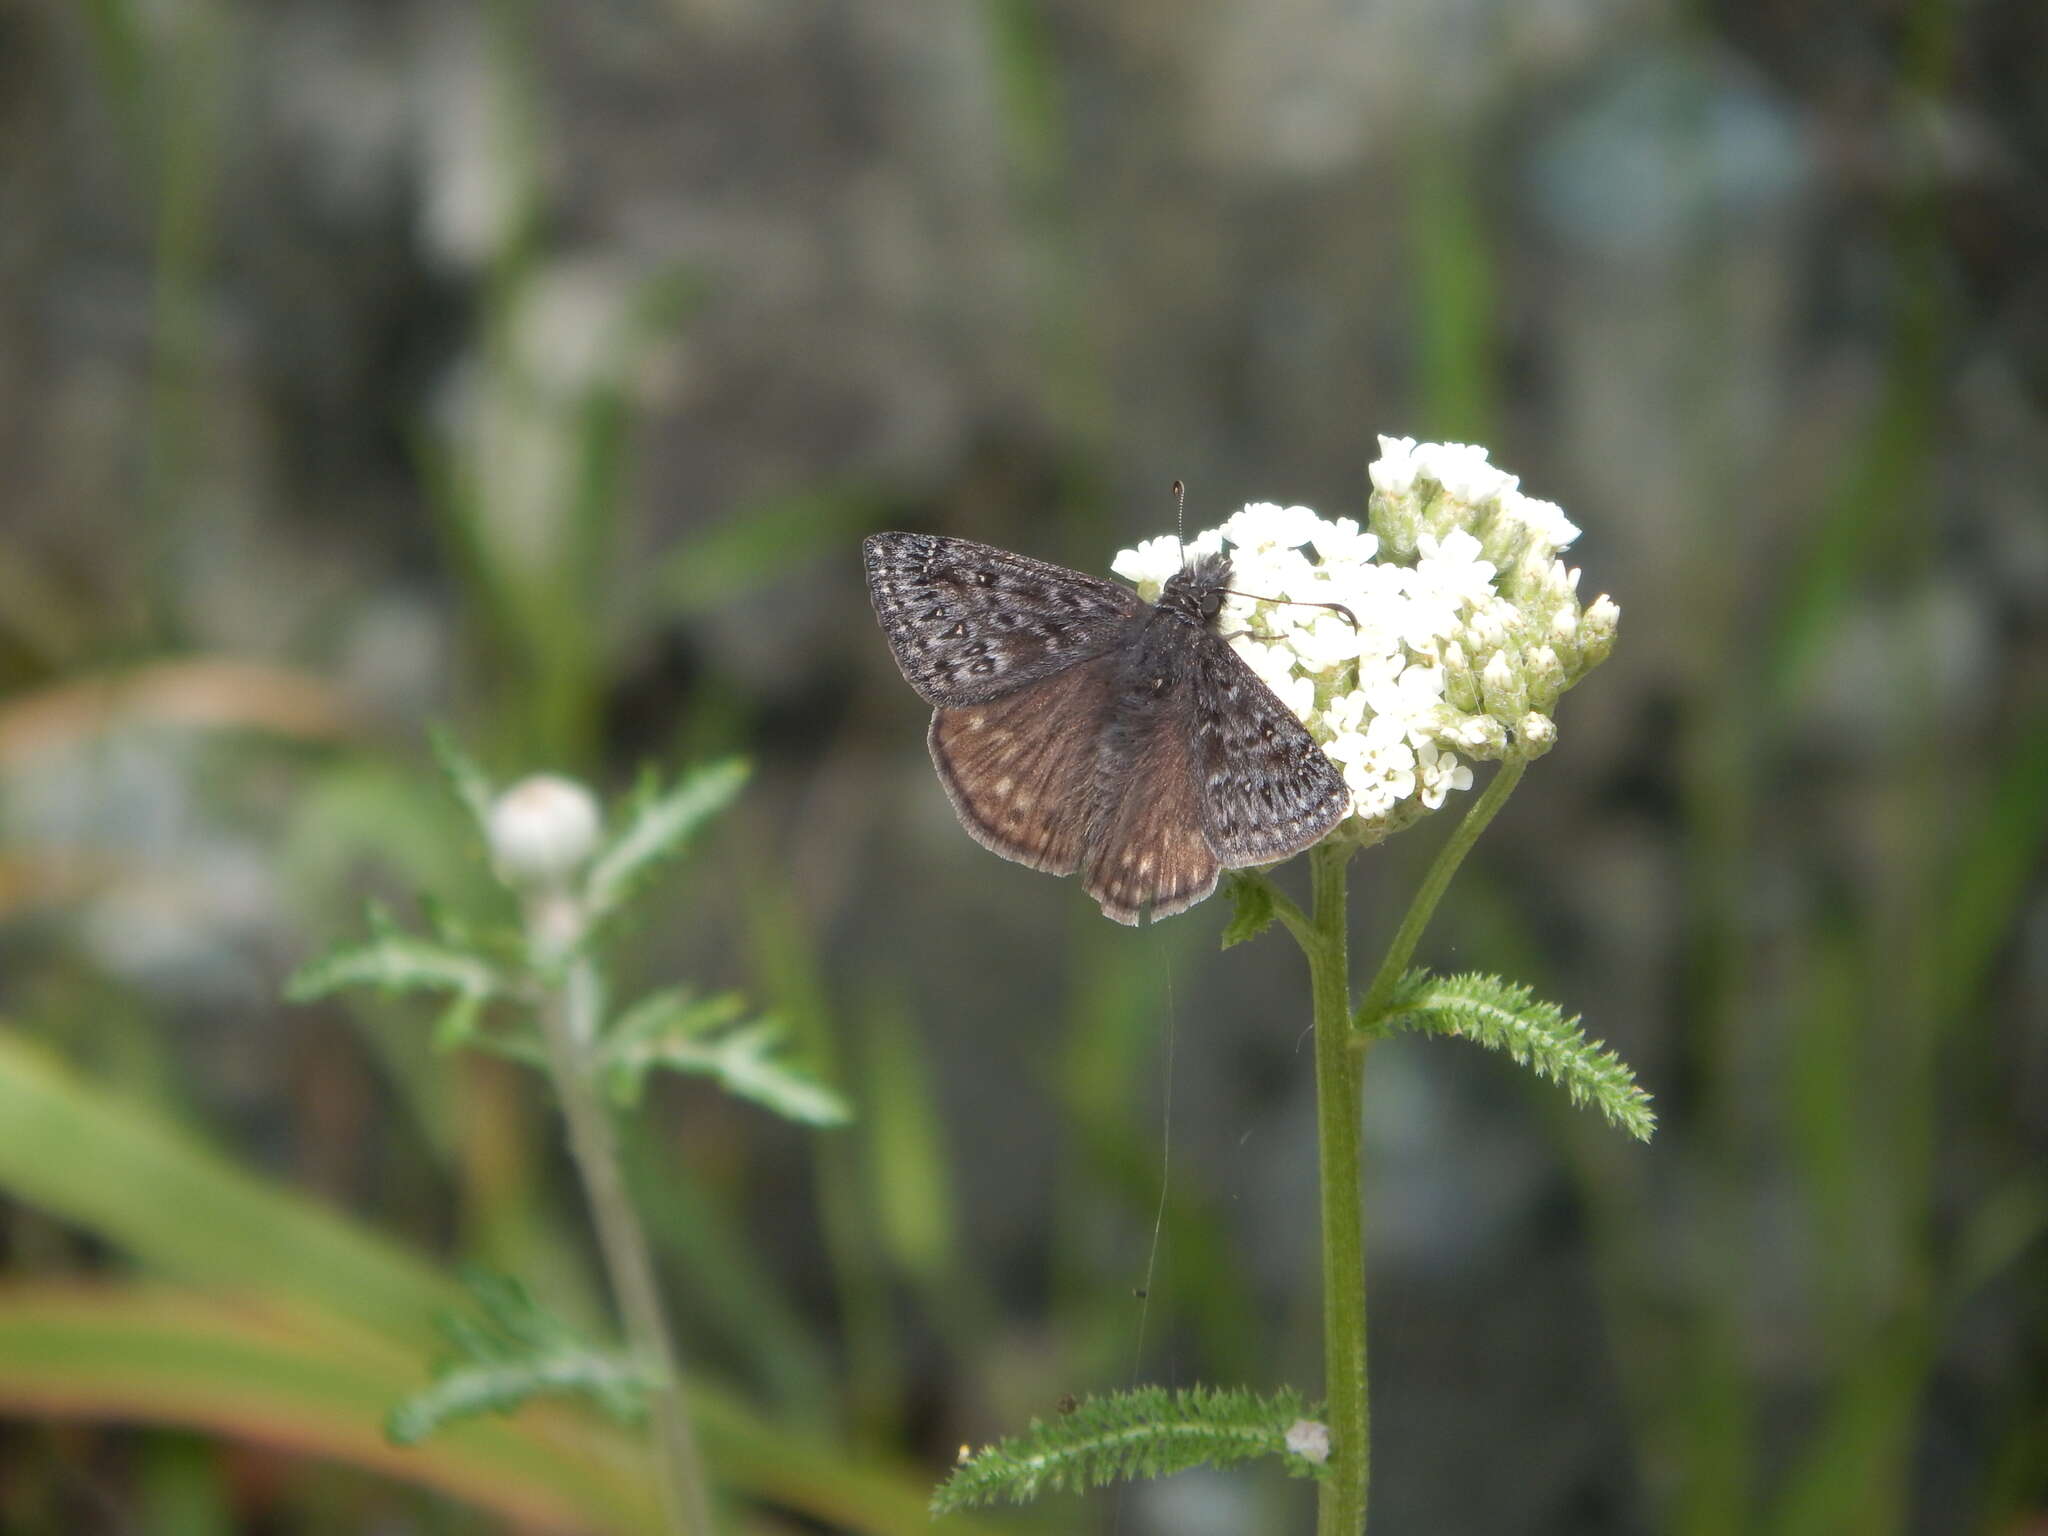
[[1481, 649, 1528, 720], [1580, 594, 1620, 666], [488, 774, 603, 889], [1527, 643, 1567, 708]]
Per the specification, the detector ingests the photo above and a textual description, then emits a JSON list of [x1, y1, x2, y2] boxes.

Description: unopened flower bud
[[1518, 711, 1558, 756], [1446, 710, 1510, 759], [1481, 649, 1528, 720], [1367, 435, 1420, 497], [1580, 594, 1620, 667], [489, 775, 602, 888], [1478, 516, 1531, 575], [1367, 490, 1421, 562], [1442, 640, 1482, 713], [1526, 643, 1567, 708], [1464, 602, 1510, 651]]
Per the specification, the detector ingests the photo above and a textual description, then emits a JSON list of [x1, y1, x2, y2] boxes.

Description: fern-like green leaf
[[1380, 970, 1656, 1140], [428, 725, 497, 845], [601, 987, 850, 1126], [387, 1269, 652, 1446], [1220, 874, 1277, 950], [582, 758, 749, 924], [285, 914, 507, 1012], [932, 1385, 1328, 1513]]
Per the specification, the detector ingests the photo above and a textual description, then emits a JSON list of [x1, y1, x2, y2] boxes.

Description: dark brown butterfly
[[863, 532, 1349, 923]]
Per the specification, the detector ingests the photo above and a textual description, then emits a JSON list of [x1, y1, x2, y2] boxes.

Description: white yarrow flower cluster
[[1111, 437, 1618, 847]]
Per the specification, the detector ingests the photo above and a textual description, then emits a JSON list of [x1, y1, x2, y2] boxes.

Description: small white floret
[[1110, 535, 1188, 594], [1505, 490, 1580, 552], [1368, 436, 1421, 496], [1284, 1418, 1332, 1465], [1413, 441, 1516, 505], [1518, 711, 1558, 756]]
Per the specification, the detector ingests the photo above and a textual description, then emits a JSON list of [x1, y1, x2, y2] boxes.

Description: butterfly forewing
[[864, 533, 1139, 707], [927, 654, 1119, 875], [1193, 635, 1350, 864]]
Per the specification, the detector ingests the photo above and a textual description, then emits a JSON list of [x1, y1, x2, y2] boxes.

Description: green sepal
[[1220, 874, 1277, 950]]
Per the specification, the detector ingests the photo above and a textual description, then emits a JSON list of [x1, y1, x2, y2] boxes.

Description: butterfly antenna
[[1171, 479, 1186, 562], [1217, 589, 1360, 629]]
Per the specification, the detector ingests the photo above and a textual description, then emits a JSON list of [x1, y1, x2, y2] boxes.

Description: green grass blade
[[0, 1284, 659, 1532], [0, 1027, 1004, 1535], [652, 485, 886, 619], [0, 1028, 453, 1345]]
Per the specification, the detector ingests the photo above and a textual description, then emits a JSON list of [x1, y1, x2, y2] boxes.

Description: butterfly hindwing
[[927, 653, 1121, 876], [864, 533, 1140, 707], [1193, 634, 1350, 865], [1081, 652, 1223, 925]]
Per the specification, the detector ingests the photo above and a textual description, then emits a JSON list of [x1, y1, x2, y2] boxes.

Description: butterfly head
[[1157, 550, 1232, 629]]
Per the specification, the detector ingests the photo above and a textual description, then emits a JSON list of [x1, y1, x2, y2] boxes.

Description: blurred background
[[1, 0, 2044, 1531]]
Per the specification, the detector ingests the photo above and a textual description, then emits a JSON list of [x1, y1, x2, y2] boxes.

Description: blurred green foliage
[[1, 0, 2043, 1532]]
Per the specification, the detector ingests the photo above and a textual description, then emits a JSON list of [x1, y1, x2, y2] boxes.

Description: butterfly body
[[865, 532, 1348, 924]]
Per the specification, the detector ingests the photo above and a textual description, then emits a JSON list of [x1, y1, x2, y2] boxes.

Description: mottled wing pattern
[[1192, 634, 1350, 865], [926, 655, 1119, 875], [864, 533, 1140, 706], [1082, 681, 1222, 925]]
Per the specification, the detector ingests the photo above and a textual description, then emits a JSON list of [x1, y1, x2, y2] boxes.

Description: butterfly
[[863, 532, 1350, 923]]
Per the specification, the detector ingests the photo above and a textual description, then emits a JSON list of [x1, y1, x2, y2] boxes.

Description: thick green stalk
[[1306, 840, 1369, 1534], [1298, 753, 1532, 1533], [529, 896, 716, 1535]]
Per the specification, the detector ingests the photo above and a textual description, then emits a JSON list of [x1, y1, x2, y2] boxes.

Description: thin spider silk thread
[[1113, 935, 1178, 1534]]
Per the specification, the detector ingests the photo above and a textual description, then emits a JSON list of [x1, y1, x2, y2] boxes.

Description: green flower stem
[[1295, 752, 1530, 1534], [1304, 838, 1369, 1535], [529, 896, 716, 1536], [1353, 752, 1529, 1037]]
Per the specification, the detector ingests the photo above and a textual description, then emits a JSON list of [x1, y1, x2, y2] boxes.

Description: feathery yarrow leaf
[[601, 987, 851, 1126], [429, 726, 498, 845], [285, 913, 507, 1012], [386, 1268, 653, 1446], [933, 1385, 1327, 1513], [1380, 969, 1655, 1139], [582, 758, 749, 924]]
